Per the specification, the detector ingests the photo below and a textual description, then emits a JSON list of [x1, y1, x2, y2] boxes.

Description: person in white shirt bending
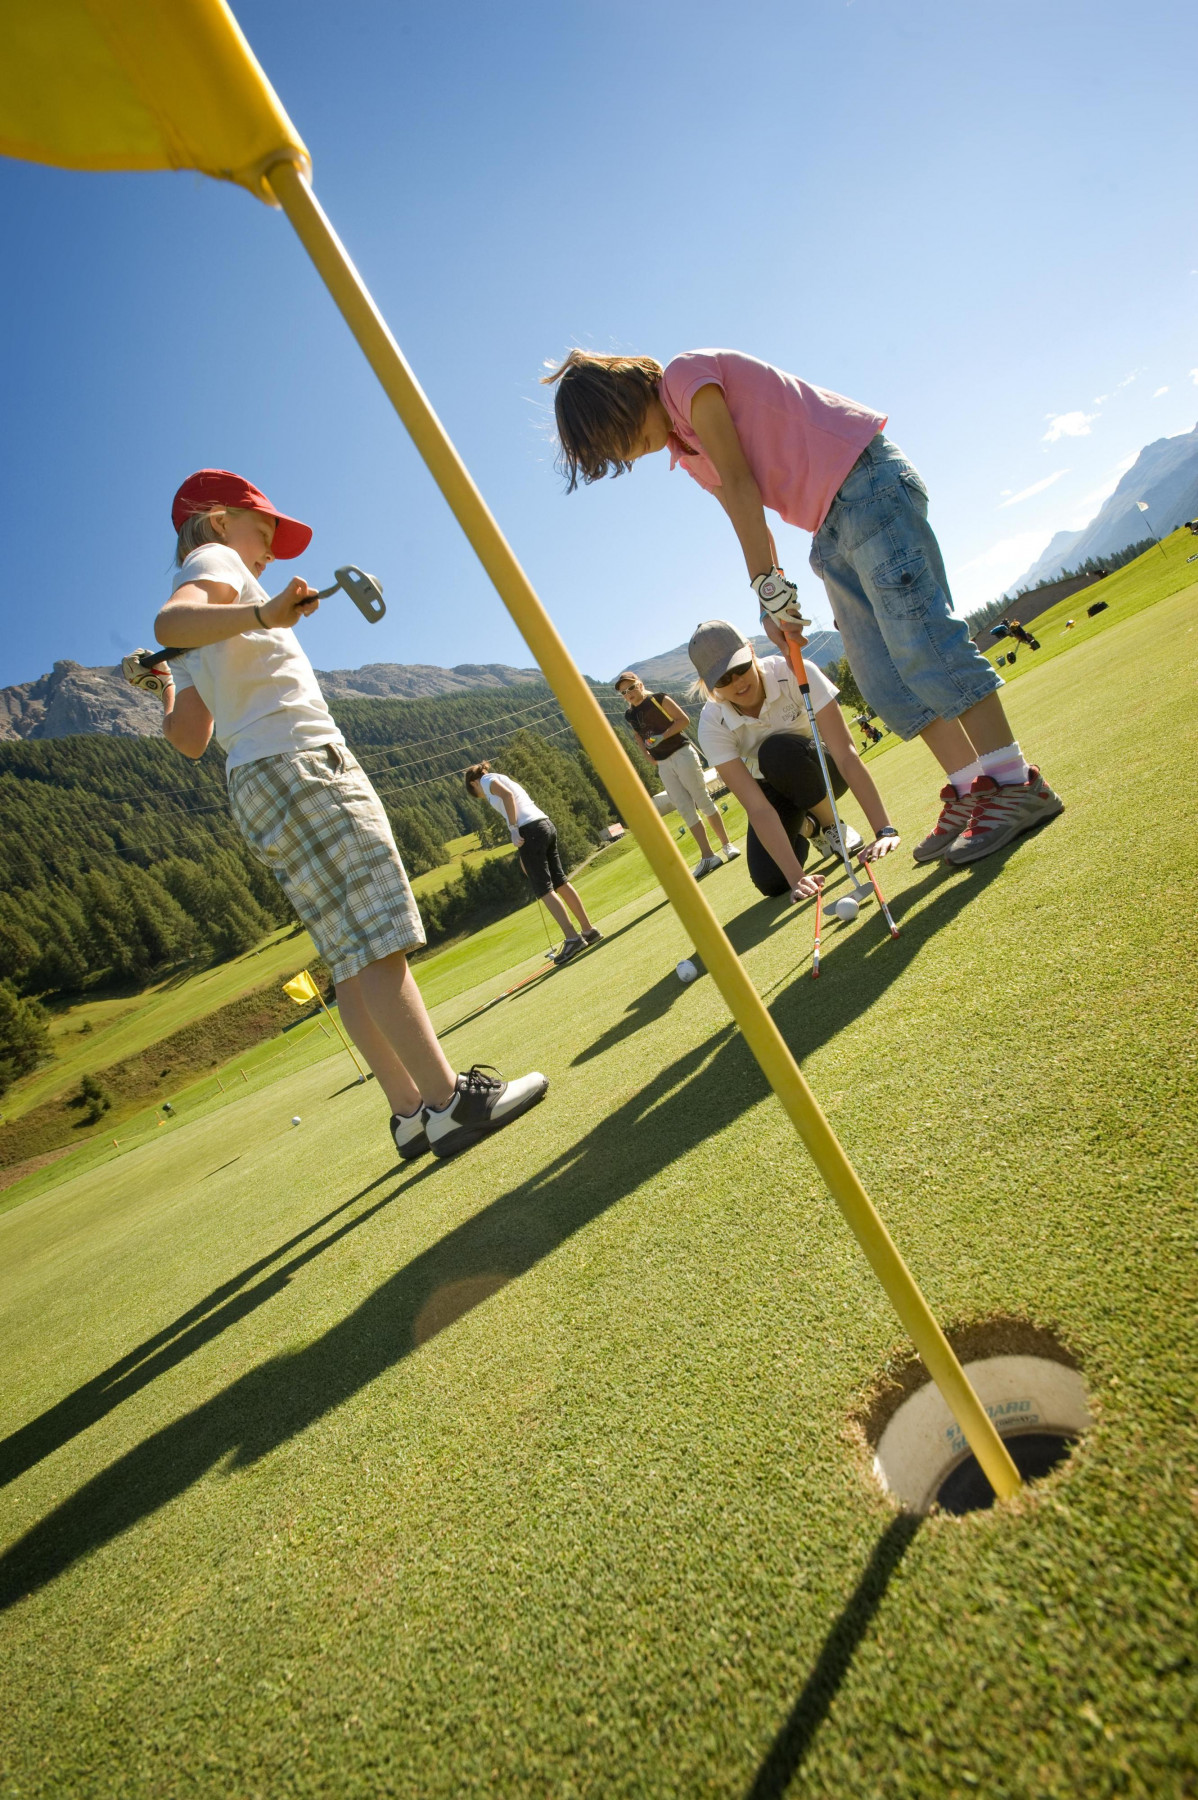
[[465, 762, 600, 967], [689, 620, 900, 903], [126, 467, 547, 1162]]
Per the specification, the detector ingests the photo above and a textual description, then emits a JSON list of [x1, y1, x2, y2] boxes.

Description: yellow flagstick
[[283, 969, 368, 1081], [263, 159, 1020, 1502]]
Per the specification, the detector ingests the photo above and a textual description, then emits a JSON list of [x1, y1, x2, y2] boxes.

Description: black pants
[[746, 731, 848, 897], [518, 816, 566, 899]]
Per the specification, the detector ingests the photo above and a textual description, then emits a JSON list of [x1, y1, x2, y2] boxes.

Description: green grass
[[0, 803, 750, 1214], [4, 925, 319, 1124], [410, 836, 516, 898], [0, 588, 1195, 1797]]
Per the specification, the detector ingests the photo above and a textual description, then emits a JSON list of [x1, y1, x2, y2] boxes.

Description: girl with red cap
[[127, 470, 548, 1162]]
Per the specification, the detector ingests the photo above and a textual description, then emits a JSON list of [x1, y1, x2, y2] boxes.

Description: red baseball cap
[[171, 469, 313, 560]]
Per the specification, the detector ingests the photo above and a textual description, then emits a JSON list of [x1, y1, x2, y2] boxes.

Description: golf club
[[780, 633, 872, 907], [858, 851, 900, 939], [811, 883, 822, 979], [309, 564, 386, 622], [136, 564, 385, 667]]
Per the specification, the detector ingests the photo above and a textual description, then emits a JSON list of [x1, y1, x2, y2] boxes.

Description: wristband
[[875, 826, 899, 839], [253, 603, 266, 627]]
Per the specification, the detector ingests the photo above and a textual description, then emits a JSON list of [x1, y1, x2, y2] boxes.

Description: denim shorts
[[809, 435, 1002, 740]]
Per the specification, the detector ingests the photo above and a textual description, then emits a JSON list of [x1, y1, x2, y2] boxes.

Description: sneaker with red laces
[[912, 783, 976, 863], [944, 767, 1064, 865]]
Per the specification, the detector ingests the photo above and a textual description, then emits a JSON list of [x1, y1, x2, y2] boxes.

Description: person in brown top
[[615, 671, 739, 878]]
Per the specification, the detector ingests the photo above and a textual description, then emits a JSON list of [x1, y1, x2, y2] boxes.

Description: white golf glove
[[121, 650, 173, 698], [751, 567, 808, 627]]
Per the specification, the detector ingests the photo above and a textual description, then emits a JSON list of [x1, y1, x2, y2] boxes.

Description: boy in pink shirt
[[544, 349, 1062, 866]]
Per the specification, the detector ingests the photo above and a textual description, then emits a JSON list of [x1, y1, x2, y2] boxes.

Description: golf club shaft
[[860, 856, 900, 938], [783, 638, 859, 889]]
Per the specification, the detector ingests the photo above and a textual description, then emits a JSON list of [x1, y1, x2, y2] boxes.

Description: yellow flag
[[282, 970, 318, 1005], [0, 0, 308, 201]]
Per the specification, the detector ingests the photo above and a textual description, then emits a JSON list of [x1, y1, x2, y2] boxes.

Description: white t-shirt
[[479, 772, 548, 830], [168, 544, 343, 773], [697, 654, 839, 778]]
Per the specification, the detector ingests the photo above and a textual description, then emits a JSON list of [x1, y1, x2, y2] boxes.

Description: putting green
[[0, 589, 1195, 1797]]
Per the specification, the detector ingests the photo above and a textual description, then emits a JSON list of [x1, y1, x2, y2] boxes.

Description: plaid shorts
[[228, 743, 425, 984]]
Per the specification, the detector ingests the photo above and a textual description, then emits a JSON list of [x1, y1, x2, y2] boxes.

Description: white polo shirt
[[168, 544, 344, 774], [697, 654, 839, 778]]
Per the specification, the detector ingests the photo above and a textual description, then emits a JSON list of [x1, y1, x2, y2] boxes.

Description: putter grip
[[784, 637, 810, 689], [138, 648, 185, 666]]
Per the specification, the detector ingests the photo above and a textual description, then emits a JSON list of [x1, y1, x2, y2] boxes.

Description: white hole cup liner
[[873, 1355, 1091, 1512]]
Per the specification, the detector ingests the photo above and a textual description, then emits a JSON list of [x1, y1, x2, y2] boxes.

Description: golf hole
[[856, 1320, 1091, 1516]]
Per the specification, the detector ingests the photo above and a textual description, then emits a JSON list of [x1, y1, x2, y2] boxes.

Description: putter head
[[334, 565, 385, 623]]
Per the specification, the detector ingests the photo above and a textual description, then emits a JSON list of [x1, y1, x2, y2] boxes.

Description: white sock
[[948, 759, 983, 797], [979, 743, 1029, 786]]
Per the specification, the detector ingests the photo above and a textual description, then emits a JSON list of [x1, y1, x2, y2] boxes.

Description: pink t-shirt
[[658, 349, 887, 534]]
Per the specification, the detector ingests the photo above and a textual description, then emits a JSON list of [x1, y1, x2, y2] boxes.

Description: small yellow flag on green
[[282, 970, 319, 1005]]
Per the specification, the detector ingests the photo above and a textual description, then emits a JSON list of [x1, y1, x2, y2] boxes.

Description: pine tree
[[0, 980, 51, 1098]]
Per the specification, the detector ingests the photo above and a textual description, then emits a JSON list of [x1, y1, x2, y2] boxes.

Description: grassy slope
[[0, 591, 1195, 1797], [6, 926, 318, 1124]]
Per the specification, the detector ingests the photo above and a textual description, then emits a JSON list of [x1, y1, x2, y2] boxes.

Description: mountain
[[313, 662, 539, 701], [0, 661, 162, 742], [0, 658, 543, 741], [624, 628, 844, 692], [1008, 422, 1198, 593]]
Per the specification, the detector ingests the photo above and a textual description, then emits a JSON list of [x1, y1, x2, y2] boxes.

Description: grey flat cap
[[688, 619, 754, 690]]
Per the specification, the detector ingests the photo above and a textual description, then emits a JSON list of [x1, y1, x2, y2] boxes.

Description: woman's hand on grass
[[858, 829, 901, 862], [790, 871, 825, 903]]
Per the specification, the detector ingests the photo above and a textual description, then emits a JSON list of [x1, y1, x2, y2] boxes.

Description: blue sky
[[1, 0, 1195, 689]]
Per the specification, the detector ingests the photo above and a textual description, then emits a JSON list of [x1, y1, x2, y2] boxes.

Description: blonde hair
[[541, 350, 664, 490], [174, 505, 253, 566]]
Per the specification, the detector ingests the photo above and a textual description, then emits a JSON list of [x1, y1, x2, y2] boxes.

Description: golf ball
[[832, 896, 859, 922], [291, 1115, 302, 1127], [676, 959, 698, 984]]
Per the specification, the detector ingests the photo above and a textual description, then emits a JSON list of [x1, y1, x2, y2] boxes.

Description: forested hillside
[[0, 679, 654, 1010]]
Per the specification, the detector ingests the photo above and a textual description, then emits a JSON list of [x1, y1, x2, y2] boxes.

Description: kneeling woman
[[688, 621, 900, 902], [465, 762, 601, 964]]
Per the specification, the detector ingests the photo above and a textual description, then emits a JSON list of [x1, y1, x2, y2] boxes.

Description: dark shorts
[[518, 816, 566, 899], [746, 731, 847, 898]]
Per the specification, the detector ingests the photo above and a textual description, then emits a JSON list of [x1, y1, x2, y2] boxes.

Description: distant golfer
[[614, 671, 739, 878], [127, 468, 548, 1162], [465, 762, 601, 965], [688, 622, 901, 902], [544, 347, 1063, 865]]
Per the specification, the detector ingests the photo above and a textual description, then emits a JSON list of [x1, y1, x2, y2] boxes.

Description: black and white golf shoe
[[391, 1108, 430, 1161], [425, 1065, 549, 1161]]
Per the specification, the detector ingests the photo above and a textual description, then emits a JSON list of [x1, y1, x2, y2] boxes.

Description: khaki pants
[[657, 743, 715, 828]]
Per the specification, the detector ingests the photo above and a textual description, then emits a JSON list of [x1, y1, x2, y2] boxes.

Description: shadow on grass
[[0, 856, 999, 1610], [439, 897, 672, 1040], [0, 1166, 422, 1493], [744, 1513, 922, 1799], [574, 856, 1000, 1067]]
